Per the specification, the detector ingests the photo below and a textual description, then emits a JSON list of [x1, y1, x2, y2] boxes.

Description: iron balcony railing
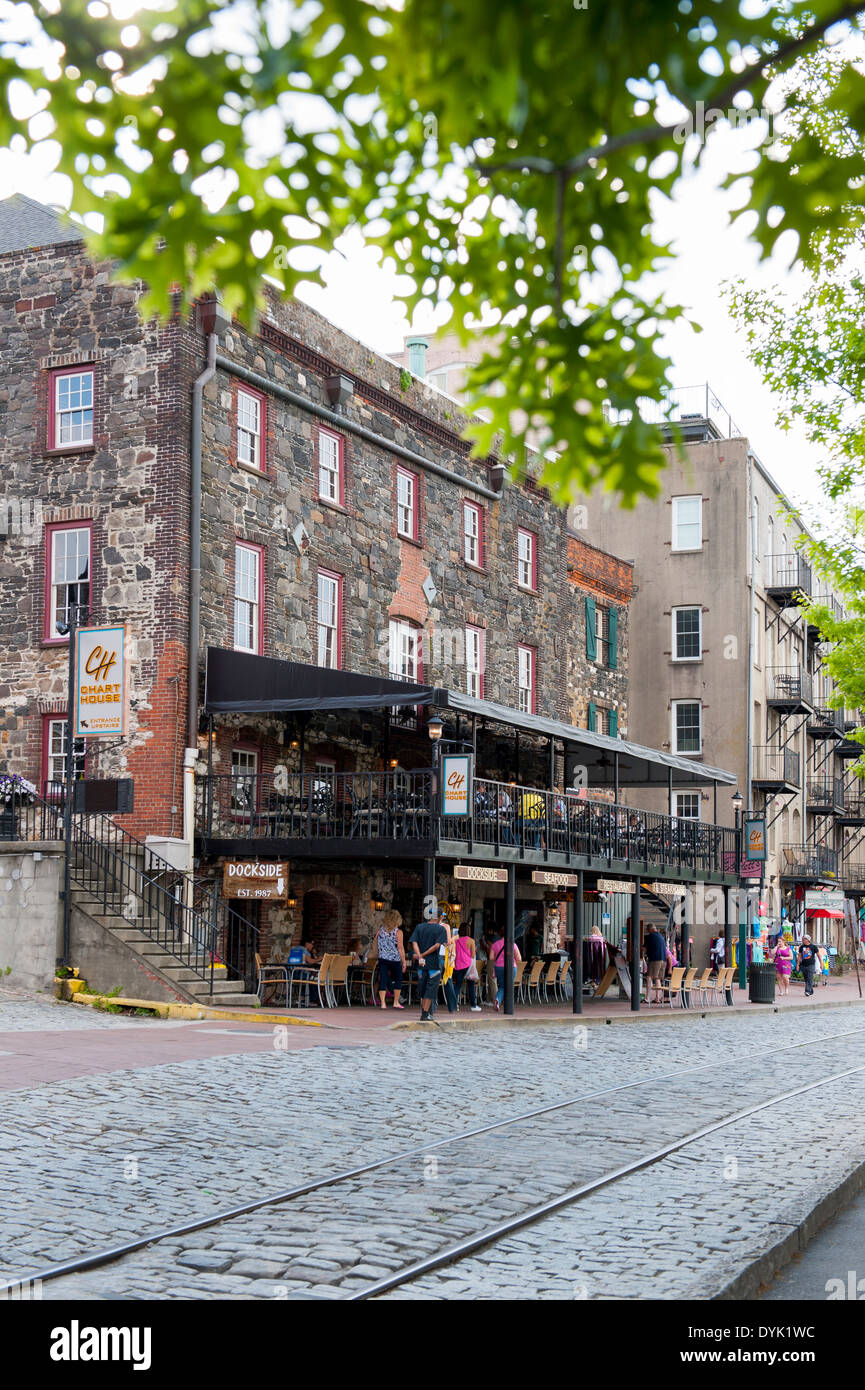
[[807, 594, 845, 627], [765, 552, 812, 596], [808, 706, 845, 736], [0, 792, 64, 841], [196, 771, 738, 877], [780, 843, 839, 879], [806, 778, 845, 810], [842, 785, 865, 819], [197, 770, 435, 844], [752, 746, 800, 786], [766, 666, 813, 707], [606, 385, 742, 439]]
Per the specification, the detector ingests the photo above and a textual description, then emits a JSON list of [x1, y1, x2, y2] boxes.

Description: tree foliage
[[1, 0, 864, 503]]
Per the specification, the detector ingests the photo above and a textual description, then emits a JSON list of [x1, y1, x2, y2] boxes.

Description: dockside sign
[[223, 860, 289, 901], [453, 865, 509, 882]]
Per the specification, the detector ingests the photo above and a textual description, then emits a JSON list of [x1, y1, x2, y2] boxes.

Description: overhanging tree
[[2, 0, 864, 502]]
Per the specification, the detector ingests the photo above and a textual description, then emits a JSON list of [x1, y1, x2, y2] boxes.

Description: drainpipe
[[188, 329, 217, 751], [746, 452, 756, 818]]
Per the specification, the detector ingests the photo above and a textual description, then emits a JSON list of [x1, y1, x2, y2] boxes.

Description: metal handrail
[[752, 746, 800, 785]]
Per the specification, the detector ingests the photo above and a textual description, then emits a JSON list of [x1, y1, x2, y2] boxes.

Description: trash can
[[748, 962, 776, 1003]]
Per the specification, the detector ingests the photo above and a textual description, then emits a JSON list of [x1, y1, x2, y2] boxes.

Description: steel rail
[[7, 1017, 865, 1293], [350, 1059, 865, 1300]]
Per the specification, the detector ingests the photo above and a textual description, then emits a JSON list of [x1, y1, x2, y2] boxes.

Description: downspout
[[746, 452, 756, 817]]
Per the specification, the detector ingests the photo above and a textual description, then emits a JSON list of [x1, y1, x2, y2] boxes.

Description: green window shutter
[[608, 708, 618, 739], [585, 596, 597, 661], [587, 701, 597, 732], [608, 607, 618, 670]]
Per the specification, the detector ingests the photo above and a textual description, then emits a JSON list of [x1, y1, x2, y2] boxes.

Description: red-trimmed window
[[466, 624, 485, 699], [317, 568, 342, 670], [44, 521, 91, 641], [237, 387, 265, 471], [518, 643, 536, 714], [318, 427, 345, 506], [463, 500, 484, 569], [41, 715, 86, 794], [234, 542, 264, 653], [49, 367, 94, 449], [389, 618, 422, 681], [517, 528, 537, 591], [396, 466, 419, 541], [230, 746, 259, 815]]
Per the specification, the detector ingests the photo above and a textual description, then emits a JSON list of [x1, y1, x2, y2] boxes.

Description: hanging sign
[[441, 753, 473, 817], [804, 889, 845, 912], [744, 816, 767, 861], [532, 870, 579, 888], [74, 625, 127, 738], [597, 879, 637, 894], [453, 864, 508, 882], [223, 860, 289, 901]]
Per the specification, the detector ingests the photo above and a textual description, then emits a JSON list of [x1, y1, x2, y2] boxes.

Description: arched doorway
[[302, 889, 343, 954]]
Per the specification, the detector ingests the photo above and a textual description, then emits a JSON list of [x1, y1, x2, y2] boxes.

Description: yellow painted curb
[[67, 991, 323, 1027]]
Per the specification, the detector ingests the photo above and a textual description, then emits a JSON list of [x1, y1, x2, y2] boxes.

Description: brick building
[[0, 195, 740, 1004]]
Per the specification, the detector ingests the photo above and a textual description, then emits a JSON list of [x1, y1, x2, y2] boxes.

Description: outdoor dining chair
[[541, 958, 560, 1003], [660, 966, 685, 1008], [326, 954, 353, 1007], [555, 958, 571, 1002], [288, 953, 333, 1010], [254, 952, 288, 1007], [523, 959, 544, 1004]]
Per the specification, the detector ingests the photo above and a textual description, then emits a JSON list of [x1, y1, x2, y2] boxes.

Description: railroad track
[[10, 1016, 865, 1301]]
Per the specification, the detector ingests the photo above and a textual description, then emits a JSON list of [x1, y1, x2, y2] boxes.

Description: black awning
[[204, 647, 442, 714]]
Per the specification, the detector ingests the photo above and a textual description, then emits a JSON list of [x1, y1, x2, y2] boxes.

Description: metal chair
[[524, 959, 544, 1004], [556, 958, 571, 1002], [288, 953, 333, 1009], [541, 958, 560, 1002], [255, 952, 288, 1007], [660, 966, 685, 1008], [326, 953, 353, 1007]]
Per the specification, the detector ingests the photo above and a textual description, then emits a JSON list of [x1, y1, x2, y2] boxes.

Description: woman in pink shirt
[[491, 932, 522, 1012], [452, 927, 482, 1012]]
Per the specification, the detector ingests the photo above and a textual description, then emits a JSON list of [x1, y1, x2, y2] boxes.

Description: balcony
[[766, 666, 813, 714], [838, 786, 865, 826], [808, 706, 845, 739], [752, 746, 800, 790], [780, 843, 839, 881], [837, 715, 865, 758], [607, 384, 742, 441], [806, 778, 845, 814], [806, 594, 845, 640], [843, 864, 865, 893], [195, 770, 739, 882], [765, 553, 812, 605]]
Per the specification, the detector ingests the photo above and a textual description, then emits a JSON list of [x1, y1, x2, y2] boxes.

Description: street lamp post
[[56, 600, 88, 969], [426, 716, 443, 916], [732, 788, 747, 990]]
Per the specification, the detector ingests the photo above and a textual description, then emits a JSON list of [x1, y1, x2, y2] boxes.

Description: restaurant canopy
[[204, 647, 736, 790]]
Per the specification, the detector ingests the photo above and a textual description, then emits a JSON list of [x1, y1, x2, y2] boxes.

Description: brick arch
[[301, 886, 352, 954]]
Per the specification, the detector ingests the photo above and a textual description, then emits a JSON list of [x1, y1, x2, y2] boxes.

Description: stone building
[[0, 195, 741, 1004]]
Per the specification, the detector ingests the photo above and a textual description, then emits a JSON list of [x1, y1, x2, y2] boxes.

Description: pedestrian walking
[[409, 914, 449, 1022], [452, 924, 482, 1012], [799, 935, 817, 996], [772, 935, 792, 997], [375, 909, 406, 1010], [490, 931, 521, 1012], [644, 924, 667, 1004]]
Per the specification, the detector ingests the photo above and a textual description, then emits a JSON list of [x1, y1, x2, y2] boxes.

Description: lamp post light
[[425, 716, 444, 915], [55, 601, 89, 969], [731, 788, 747, 990]]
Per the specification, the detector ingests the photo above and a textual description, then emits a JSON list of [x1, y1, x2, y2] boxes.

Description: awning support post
[[573, 870, 584, 1015], [504, 862, 515, 1016], [631, 880, 641, 1012]]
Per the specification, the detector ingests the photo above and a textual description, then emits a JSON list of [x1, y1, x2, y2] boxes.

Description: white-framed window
[[752, 494, 760, 561], [753, 605, 761, 668], [594, 603, 610, 666], [318, 427, 343, 504], [54, 369, 94, 447], [465, 624, 484, 698], [396, 467, 417, 540], [234, 543, 262, 653], [316, 569, 341, 669], [314, 758, 336, 798], [672, 699, 702, 755], [517, 528, 536, 590], [675, 792, 701, 820], [389, 618, 420, 681], [672, 495, 702, 552], [45, 718, 86, 786], [48, 525, 91, 635], [463, 501, 483, 568], [231, 747, 258, 814], [237, 388, 263, 470], [672, 606, 702, 661], [767, 514, 774, 561], [518, 644, 536, 714]]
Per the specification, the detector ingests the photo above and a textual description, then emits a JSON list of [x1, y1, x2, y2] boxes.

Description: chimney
[[406, 335, 429, 379]]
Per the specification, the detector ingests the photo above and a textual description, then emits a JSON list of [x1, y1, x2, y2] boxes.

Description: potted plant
[[0, 774, 37, 839]]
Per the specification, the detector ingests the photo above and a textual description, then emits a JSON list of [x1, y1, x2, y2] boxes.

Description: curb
[[67, 992, 323, 1028], [714, 1157, 865, 1301], [391, 994, 865, 1032]]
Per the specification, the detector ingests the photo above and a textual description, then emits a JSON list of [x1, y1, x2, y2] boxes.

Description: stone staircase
[[69, 885, 260, 1009]]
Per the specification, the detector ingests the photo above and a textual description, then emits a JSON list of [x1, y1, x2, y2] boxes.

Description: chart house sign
[[223, 861, 289, 901], [442, 754, 473, 817], [74, 625, 127, 738]]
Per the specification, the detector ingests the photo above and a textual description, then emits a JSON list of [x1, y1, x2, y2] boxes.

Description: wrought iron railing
[[766, 666, 813, 707], [0, 793, 63, 841], [780, 843, 839, 879], [752, 746, 800, 785], [808, 706, 845, 736], [196, 769, 434, 844], [765, 552, 812, 596], [806, 778, 845, 810], [41, 785, 258, 994]]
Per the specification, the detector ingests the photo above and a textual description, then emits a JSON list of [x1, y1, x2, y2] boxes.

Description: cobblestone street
[[4, 987, 865, 1301]]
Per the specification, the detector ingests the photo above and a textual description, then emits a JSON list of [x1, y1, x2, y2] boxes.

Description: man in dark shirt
[[645, 924, 667, 1004], [409, 917, 449, 1022], [799, 936, 817, 996]]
